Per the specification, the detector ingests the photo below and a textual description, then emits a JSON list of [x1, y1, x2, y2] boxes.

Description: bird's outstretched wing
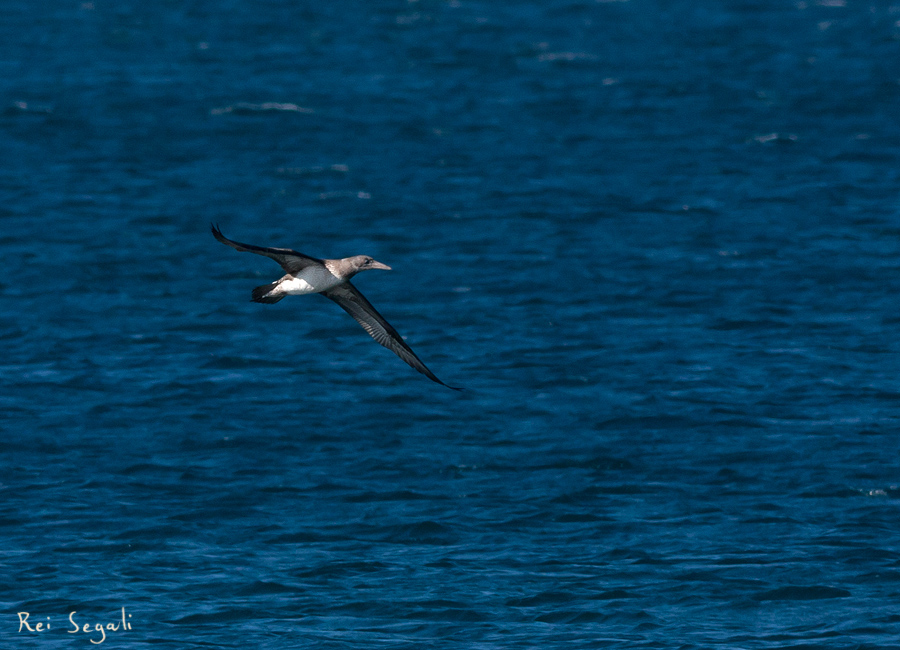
[[322, 283, 462, 391], [211, 224, 323, 274]]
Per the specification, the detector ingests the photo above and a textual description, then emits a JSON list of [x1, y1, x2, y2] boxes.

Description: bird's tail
[[251, 282, 285, 304]]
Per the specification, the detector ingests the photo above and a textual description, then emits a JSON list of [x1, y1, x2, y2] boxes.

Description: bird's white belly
[[281, 266, 342, 295]]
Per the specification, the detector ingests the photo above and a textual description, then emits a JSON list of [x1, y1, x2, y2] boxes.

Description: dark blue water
[[3, 0, 900, 647]]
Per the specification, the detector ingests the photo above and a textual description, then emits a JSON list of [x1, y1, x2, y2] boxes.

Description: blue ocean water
[[3, 0, 900, 647]]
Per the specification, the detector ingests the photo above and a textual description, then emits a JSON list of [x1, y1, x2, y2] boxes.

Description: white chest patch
[[280, 266, 342, 295]]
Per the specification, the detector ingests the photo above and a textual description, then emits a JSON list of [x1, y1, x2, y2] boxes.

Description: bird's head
[[349, 255, 392, 274]]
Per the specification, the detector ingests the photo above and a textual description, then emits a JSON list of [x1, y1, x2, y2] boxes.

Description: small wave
[[210, 102, 314, 115], [507, 590, 576, 607], [5, 101, 53, 115], [267, 531, 335, 544], [537, 52, 599, 62], [276, 164, 349, 176], [118, 462, 181, 476], [171, 608, 259, 625], [753, 585, 851, 601], [317, 190, 371, 200], [798, 485, 860, 498], [295, 561, 389, 579], [752, 132, 798, 144], [592, 589, 637, 600], [403, 600, 485, 622], [535, 610, 608, 624], [380, 520, 457, 545], [537, 454, 634, 471], [344, 489, 435, 503], [234, 581, 297, 596]]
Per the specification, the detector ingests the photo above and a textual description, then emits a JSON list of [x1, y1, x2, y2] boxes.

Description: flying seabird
[[212, 224, 461, 390]]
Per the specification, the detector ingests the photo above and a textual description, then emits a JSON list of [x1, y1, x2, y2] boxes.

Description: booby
[[212, 224, 461, 390]]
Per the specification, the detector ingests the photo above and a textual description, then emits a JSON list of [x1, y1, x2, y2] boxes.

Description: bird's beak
[[370, 260, 392, 271]]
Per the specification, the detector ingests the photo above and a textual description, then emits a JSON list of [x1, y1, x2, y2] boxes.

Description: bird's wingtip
[[211, 223, 230, 245]]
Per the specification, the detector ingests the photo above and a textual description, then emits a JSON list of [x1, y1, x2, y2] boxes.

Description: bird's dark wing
[[211, 224, 323, 274], [322, 283, 461, 391]]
